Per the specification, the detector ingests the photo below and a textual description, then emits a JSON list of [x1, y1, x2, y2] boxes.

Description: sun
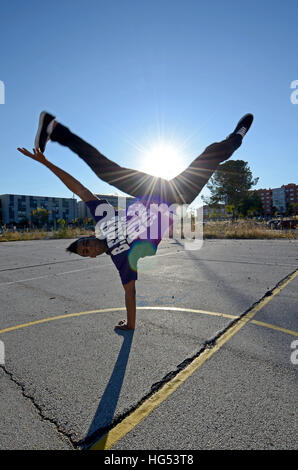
[[141, 141, 185, 180]]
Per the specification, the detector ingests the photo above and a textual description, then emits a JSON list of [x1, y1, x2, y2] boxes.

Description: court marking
[[0, 269, 297, 450], [0, 249, 183, 287], [0, 264, 115, 287], [0, 305, 297, 338], [1, 245, 297, 288], [250, 319, 298, 337], [90, 268, 298, 450], [0, 306, 236, 335]]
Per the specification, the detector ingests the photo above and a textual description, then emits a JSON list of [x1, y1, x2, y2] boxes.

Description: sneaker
[[231, 113, 254, 138], [34, 111, 56, 152]]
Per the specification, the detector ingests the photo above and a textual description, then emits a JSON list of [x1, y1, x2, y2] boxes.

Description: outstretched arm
[[17, 148, 97, 202], [115, 280, 136, 330], [124, 280, 136, 329]]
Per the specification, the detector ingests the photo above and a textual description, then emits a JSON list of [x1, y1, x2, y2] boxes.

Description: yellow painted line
[[0, 307, 235, 335], [137, 306, 237, 319], [0, 306, 297, 340], [250, 320, 298, 337], [90, 268, 298, 450], [0, 308, 126, 335]]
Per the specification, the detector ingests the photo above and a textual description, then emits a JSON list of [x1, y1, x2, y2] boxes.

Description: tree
[[225, 204, 235, 218], [17, 217, 30, 228], [238, 191, 263, 218], [272, 206, 278, 217], [202, 160, 259, 218], [30, 207, 50, 228]]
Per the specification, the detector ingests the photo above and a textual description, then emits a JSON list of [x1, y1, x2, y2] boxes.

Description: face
[[76, 238, 100, 258]]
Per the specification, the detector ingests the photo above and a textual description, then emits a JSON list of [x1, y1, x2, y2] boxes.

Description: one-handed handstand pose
[[18, 112, 253, 330]]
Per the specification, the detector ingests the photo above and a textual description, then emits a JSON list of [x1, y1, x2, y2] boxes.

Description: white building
[[272, 187, 287, 213], [77, 194, 135, 220], [202, 204, 227, 219], [0, 194, 77, 225]]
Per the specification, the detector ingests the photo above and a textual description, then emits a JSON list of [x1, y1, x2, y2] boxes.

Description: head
[[66, 236, 108, 258]]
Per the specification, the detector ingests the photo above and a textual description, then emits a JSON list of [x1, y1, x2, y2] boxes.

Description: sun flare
[[141, 141, 185, 180]]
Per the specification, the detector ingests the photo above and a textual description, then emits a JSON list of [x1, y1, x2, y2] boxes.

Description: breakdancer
[[18, 112, 253, 329]]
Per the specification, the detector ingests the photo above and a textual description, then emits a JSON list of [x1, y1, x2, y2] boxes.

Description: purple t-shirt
[[85, 198, 173, 285]]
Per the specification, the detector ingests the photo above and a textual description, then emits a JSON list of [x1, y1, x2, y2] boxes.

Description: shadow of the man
[[85, 328, 134, 448]]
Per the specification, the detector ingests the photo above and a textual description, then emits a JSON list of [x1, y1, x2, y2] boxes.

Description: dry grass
[[0, 227, 94, 242], [0, 221, 297, 242], [202, 220, 298, 239]]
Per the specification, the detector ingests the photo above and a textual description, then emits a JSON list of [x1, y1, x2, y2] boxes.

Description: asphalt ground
[[0, 238, 297, 450]]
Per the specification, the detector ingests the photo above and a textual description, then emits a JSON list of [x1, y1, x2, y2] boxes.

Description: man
[[18, 111, 253, 330]]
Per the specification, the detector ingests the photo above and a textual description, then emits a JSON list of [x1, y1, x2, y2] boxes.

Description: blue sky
[[0, 0, 297, 207]]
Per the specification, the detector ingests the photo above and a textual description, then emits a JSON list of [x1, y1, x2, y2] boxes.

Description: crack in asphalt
[[2, 268, 297, 450], [81, 268, 298, 450], [0, 365, 76, 449]]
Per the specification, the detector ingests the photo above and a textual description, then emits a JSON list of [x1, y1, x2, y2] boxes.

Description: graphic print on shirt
[[85, 198, 173, 285], [94, 200, 170, 255]]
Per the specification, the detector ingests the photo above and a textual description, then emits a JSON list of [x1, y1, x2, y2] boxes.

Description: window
[[30, 197, 37, 209], [17, 198, 26, 211], [9, 208, 14, 220]]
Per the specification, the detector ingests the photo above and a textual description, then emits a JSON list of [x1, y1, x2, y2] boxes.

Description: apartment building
[[77, 194, 135, 220], [201, 184, 298, 218], [283, 183, 298, 208], [0, 194, 77, 225], [272, 187, 287, 213], [257, 183, 298, 215], [257, 188, 272, 215]]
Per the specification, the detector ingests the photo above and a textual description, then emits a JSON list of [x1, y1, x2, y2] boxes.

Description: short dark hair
[[66, 238, 81, 254], [66, 236, 107, 255]]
